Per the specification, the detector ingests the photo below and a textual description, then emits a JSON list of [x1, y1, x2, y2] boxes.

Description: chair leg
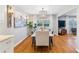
[[48, 46, 51, 52], [49, 44, 51, 50], [34, 46, 38, 52], [51, 39, 53, 46], [49, 38, 51, 50]]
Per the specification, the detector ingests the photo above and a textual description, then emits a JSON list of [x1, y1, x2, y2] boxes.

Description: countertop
[[0, 35, 14, 42]]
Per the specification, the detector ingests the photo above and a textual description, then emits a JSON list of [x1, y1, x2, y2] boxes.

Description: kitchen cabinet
[[0, 35, 14, 53]]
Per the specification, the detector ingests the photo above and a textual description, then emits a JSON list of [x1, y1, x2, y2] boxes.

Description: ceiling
[[13, 5, 77, 15], [14, 5, 67, 14], [63, 9, 77, 16]]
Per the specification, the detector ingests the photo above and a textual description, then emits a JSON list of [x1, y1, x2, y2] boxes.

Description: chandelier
[[39, 8, 47, 19]]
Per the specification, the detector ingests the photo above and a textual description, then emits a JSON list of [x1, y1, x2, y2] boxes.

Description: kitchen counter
[[0, 35, 14, 42]]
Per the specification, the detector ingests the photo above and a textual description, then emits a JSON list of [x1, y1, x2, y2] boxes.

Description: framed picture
[[14, 16, 26, 28]]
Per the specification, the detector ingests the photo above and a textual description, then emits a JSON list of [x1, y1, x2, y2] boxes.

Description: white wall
[[49, 15, 53, 31], [66, 16, 70, 34], [0, 5, 28, 46], [0, 5, 6, 34], [12, 27, 27, 46], [77, 8, 79, 36], [13, 9, 28, 46], [76, 8, 79, 50], [53, 15, 58, 35]]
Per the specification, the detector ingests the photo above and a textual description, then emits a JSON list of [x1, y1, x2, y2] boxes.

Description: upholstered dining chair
[[35, 31, 50, 52], [36, 31, 49, 46]]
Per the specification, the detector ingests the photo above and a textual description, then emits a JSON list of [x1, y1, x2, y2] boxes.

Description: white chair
[[36, 31, 49, 46]]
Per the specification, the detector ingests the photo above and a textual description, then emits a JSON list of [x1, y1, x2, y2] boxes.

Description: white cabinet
[[0, 35, 14, 53]]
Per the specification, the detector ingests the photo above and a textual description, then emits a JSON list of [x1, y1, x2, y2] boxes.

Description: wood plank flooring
[[14, 35, 77, 53]]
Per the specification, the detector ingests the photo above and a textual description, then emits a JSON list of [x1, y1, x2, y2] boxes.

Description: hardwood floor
[[14, 35, 77, 53]]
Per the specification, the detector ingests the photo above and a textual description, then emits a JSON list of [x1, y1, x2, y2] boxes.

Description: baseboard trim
[[14, 35, 31, 47]]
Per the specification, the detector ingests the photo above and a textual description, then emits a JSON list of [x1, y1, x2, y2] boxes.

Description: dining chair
[[35, 31, 50, 52]]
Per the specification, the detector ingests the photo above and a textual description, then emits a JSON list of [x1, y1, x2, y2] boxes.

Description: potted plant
[[27, 21, 33, 29], [27, 21, 33, 35]]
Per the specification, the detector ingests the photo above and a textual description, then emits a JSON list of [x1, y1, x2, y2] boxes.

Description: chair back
[[36, 31, 49, 46]]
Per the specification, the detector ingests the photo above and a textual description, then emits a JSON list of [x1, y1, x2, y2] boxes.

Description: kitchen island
[[0, 35, 14, 53]]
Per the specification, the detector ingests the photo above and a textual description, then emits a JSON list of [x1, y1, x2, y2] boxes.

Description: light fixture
[[7, 5, 14, 28], [7, 5, 14, 15], [39, 8, 47, 19]]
